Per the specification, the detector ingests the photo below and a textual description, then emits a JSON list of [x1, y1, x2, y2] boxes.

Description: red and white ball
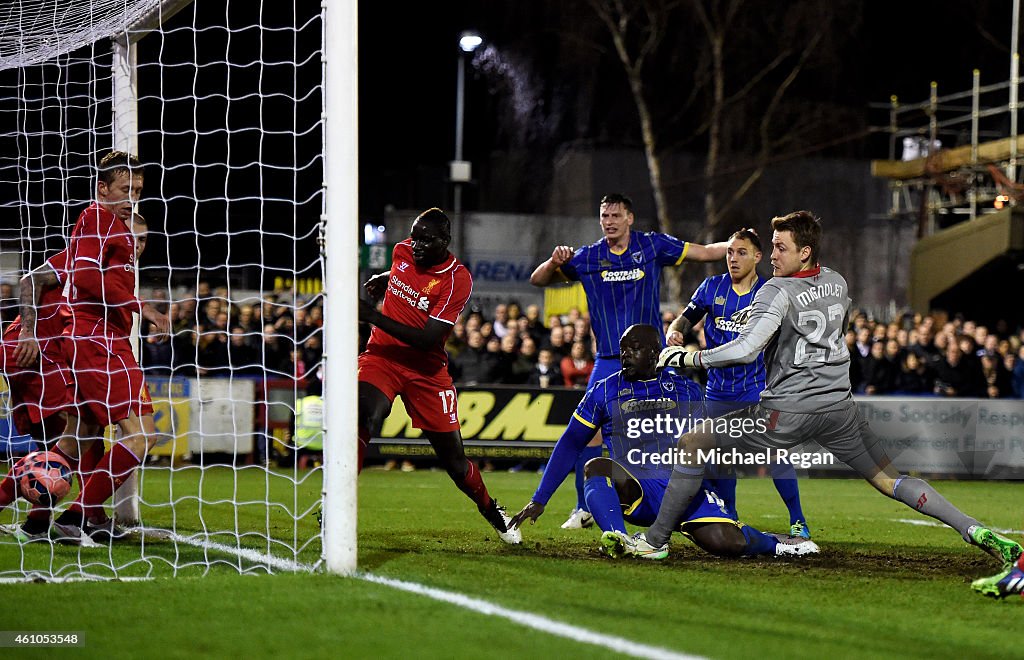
[[15, 451, 73, 507]]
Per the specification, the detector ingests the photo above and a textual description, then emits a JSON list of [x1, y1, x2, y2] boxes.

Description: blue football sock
[[771, 462, 805, 525], [711, 477, 738, 518], [741, 524, 778, 556], [574, 445, 602, 511], [583, 476, 627, 533]]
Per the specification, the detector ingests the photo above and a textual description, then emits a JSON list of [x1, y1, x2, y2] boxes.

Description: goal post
[[321, 0, 360, 576], [112, 32, 141, 526]]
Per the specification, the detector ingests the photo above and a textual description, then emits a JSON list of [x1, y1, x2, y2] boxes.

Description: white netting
[[0, 0, 326, 579], [0, 0, 163, 69]]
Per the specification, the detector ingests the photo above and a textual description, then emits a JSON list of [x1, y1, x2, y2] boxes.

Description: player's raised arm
[[682, 240, 729, 262], [529, 245, 574, 286]]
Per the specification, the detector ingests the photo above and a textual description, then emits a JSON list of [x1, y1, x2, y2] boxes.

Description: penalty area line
[[359, 572, 705, 660]]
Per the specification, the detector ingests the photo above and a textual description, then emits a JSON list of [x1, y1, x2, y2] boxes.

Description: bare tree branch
[[717, 30, 823, 221], [721, 48, 791, 108]]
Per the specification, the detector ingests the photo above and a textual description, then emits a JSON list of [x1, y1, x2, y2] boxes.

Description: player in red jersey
[[1, 215, 152, 543], [0, 249, 73, 440], [50, 151, 169, 543], [358, 208, 520, 544], [0, 247, 83, 539]]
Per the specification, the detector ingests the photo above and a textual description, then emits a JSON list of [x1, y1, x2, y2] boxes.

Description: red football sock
[[78, 442, 105, 485], [77, 443, 142, 522], [27, 505, 51, 521], [454, 460, 492, 510], [53, 445, 82, 492]]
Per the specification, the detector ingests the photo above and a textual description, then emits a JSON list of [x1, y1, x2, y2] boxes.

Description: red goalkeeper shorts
[[358, 351, 460, 433], [0, 336, 73, 434], [64, 335, 153, 428]]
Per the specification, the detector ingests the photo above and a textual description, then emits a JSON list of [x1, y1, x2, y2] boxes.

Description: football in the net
[[16, 451, 73, 507]]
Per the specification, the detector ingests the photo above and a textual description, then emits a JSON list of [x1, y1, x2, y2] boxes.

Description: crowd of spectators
[[444, 302, 596, 389], [137, 281, 323, 391], [443, 302, 1024, 399], [839, 311, 1024, 398], [6, 276, 1024, 400]]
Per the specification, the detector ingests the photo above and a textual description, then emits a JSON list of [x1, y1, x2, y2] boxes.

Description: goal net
[[0, 0, 334, 579]]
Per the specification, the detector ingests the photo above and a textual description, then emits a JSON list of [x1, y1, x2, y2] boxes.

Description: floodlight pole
[[451, 52, 467, 254], [450, 32, 480, 255]]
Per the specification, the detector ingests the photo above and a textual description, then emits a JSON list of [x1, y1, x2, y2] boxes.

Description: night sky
[[0, 1, 1018, 288], [358, 1, 1018, 217]]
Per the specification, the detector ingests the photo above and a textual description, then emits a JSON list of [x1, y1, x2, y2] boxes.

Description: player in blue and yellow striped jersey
[[508, 324, 818, 559], [530, 194, 727, 529], [667, 228, 811, 538]]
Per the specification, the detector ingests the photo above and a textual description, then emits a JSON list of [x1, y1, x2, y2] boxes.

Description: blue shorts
[[620, 472, 737, 530], [587, 356, 621, 390]]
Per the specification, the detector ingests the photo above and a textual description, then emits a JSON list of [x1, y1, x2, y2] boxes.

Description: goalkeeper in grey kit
[[629, 210, 1022, 570]]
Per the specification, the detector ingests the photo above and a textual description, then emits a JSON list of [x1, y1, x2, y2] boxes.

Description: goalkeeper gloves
[[658, 346, 702, 369]]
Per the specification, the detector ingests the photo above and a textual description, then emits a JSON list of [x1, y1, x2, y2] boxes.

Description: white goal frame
[[2, 0, 358, 576], [322, 0, 359, 576]]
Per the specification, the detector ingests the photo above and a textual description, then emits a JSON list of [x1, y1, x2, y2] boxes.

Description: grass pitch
[[1, 468, 1021, 659]]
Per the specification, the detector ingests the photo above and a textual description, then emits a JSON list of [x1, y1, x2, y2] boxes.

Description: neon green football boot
[[970, 526, 1024, 567]]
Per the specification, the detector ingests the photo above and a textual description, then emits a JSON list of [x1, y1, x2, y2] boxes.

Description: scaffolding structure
[[871, 2, 1022, 238]]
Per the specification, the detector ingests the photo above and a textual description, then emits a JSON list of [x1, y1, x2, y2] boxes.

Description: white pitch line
[[1, 532, 700, 660], [161, 530, 314, 573], [892, 519, 1024, 535], [4, 534, 705, 658], [164, 535, 698, 659], [359, 572, 706, 660]]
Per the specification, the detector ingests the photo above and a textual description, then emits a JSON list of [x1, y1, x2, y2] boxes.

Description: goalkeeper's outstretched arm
[[661, 282, 789, 369], [699, 283, 789, 367]]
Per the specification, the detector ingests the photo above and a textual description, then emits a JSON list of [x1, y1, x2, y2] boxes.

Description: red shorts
[[64, 334, 153, 427], [1, 338, 72, 434], [358, 351, 459, 433]]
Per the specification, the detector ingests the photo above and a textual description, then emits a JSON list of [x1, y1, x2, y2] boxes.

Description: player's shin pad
[[644, 467, 703, 546]]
